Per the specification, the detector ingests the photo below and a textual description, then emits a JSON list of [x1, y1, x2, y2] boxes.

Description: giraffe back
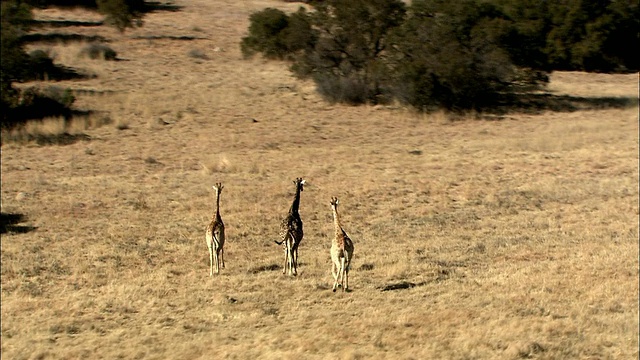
[[206, 216, 225, 249], [332, 228, 353, 261], [280, 211, 303, 245]]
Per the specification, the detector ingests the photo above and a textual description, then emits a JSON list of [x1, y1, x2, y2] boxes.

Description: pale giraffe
[[274, 178, 305, 276], [205, 183, 225, 276], [330, 197, 354, 292]]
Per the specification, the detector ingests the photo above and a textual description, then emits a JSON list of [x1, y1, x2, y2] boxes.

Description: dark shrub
[[96, 0, 145, 31], [2, 86, 75, 129], [241, 8, 291, 59], [28, 49, 57, 79], [80, 43, 117, 60], [389, 0, 517, 111]]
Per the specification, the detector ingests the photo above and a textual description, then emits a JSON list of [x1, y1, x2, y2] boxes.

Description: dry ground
[[1, 1, 638, 359]]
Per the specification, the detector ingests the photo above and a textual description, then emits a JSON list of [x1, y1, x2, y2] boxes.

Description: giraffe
[[330, 197, 354, 292], [205, 183, 225, 276], [274, 178, 305, 276]]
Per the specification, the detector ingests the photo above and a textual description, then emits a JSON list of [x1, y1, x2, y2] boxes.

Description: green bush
[[241, 7, 315, 60], [241, 8, 292, 59], [41, 86, 76, 108], [28, 49, 56, 79], [2, 86, 75, 129], [242, 0, 637, 112], [241, 0, 557, 110], [96, 0, 145, 31], [301, 0, 406, 104], [542, 0, 638, 72], [389, 0, 517, 111]]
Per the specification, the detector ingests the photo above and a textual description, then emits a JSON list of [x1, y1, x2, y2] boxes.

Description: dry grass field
[[1, 1, 638, 359]]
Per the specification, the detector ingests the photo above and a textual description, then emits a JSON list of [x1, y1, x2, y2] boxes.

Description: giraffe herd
[[206, 178, 355, 292]]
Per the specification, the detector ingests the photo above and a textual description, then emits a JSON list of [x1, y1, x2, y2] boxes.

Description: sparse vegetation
[[1, 0, 144, 129], [0, 1, 638, 359], [187, 48, 208, 60], [96, 0, 145, 31], [79, 43, 117, 60]]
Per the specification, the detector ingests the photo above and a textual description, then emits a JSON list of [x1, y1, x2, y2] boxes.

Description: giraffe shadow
[[0, 213, 37, 234], [248, 263, 281, 274], [492, 93, 637, 115], [378, 269, 454, 292], [378, 281, 427, 292]]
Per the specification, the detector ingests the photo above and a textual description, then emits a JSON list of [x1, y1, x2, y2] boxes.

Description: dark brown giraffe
[[275, 178, 305, 276], [330, 197, 354, 292], [205, 183, 225, 276]]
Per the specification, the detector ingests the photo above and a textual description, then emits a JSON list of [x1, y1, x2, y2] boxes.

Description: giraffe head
[[213, 183, 224, 194], [294, 178, 306, 192], [330, 196, 339, 208]]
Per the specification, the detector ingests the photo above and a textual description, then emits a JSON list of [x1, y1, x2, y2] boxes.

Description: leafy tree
[[299, 0, 406, 103], [241, 8, 293, 59], [572, 0, 639, 71], [389, 0, 517, 111], [492, 0, 552, 70], [241, 7, 315, 60], [545, 0, 638, 72]]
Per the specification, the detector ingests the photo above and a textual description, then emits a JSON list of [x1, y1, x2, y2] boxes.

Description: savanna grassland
[[1, 1, 638, 359]]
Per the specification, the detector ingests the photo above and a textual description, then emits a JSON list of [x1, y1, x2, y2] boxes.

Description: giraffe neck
[[331, 206, 344, 246], [214, 190, 221, 220], [289, 185, 301, 215]]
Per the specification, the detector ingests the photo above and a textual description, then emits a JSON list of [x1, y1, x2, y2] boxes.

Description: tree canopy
[[241, 0, 638, 110]]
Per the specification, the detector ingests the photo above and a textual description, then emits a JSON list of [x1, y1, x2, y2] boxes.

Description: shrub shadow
[[144, 1, 184, 12], [493, 93, 637, 115], [131, 35, 205, 41], [22, 33, 108, 44], [32, 64, 92, 81], [248, 263, 281, 274], [0, 213, 37, 234], [31, 20, 103, 28], [379, 281, 426, 292], [31, 132, 92, 146], [4, 96, 95, 127]]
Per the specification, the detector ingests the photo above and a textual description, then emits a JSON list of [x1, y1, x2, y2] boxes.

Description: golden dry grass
[[1, 1, 638, 359]]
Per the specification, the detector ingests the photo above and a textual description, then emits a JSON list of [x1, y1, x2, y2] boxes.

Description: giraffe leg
[[344, 267, 349, 292], [291, 246, 298, 276], [208, 246, 214, 277], [332, 260, 339, 292], [214, 249, 220, 274], [282, 244, 288, 274], [288, 244, 296, 276], [340, 257, 347, 290]]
